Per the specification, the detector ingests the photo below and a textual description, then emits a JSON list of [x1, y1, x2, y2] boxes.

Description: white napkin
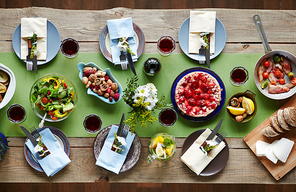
[[181, 128, 225, 175], [188, 11, 216, 54], [21, 18, 47, 60], [106, 17, 138, 65]]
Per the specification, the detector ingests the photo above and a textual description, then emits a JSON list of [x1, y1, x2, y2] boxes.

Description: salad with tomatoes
[[30, 75, 76, 121]]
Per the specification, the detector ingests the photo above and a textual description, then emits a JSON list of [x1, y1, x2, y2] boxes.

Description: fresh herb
[[113, 132, 125, 153], [34, 134, 50, 157], [163, 138, 173, 147], [28, 33, 37, 59], [202, 35, 209, 50], [0, 136, 9, 161], [123, 76, 171, 132], [117, 37, 135, 55]]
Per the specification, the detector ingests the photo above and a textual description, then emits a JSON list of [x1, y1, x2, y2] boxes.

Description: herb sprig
[[28, 33, 37, 59]]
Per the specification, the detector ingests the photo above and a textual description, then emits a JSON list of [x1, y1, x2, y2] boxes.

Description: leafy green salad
[[30, 76, 75, 120]]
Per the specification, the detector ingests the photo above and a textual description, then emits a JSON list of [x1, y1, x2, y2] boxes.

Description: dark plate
[[181, 129, 229, 176], [171, 67, 226, 122], [93, 124, 141, 173], [24, 126, 71, 172], [12, 20, 61, 65], [99, 22, 145, 64]]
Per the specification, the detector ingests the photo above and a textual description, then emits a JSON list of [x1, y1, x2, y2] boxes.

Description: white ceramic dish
[[0, 63, 16, 109]]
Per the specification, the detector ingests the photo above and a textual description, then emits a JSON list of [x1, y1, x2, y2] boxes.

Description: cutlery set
[[26, 39, 38, 74], [119, 51, 137, 76]]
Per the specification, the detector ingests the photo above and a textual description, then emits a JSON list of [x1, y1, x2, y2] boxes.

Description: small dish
[[0, 63, 16, 109], [226, 90, 257, 123], [77, 62, 123, 104]]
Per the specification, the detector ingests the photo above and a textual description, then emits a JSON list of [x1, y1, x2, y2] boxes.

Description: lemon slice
[[242, 97, 255, 115], [227, 106, 246, 115], [151, 136, 165, 148], [155, 142, 165, 157]]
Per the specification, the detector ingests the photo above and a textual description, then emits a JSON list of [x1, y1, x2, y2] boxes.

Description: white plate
[[178, 17, 227, 62], [0, 63, 16, 109]]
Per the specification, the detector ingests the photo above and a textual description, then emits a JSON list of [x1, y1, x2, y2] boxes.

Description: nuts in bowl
[[77, 62, 122, 104], [226, 90, 257, 123]]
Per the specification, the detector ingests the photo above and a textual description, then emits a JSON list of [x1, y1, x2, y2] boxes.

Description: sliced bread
[[283, 107, 296, 127], [271, 115, 285, 132], [262, 125, 280, 137], [277, 109, 290, 131]]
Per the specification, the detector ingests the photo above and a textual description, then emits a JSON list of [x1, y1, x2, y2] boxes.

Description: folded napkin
[[188, 11, 216, 54], [21, 18, 47, 60], [96, 125, 135, 174], [181, 128, 225, 175], [107, 17, 138, 65], [25, 128, 71, 177]]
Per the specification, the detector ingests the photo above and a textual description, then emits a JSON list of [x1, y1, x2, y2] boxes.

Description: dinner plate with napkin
[[96, 124, 135, 174], [181, 128, 226, 175], [20, 18, 47, 61], [107, 17, 138, 68], [25, 128, 71, 177], [188, 11, 216, 57]]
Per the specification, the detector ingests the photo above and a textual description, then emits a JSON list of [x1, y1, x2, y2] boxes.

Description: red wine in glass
[[159, 108, 177, 127], [230, 66, 249, 86], [60, 38, 79, 58], [157, 36, 176, 56], [7, 104, 26, 123], [83, 114, 102, 133]]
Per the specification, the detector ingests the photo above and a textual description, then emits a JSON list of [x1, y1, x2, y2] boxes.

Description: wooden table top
[[1, 7, 296, 184]]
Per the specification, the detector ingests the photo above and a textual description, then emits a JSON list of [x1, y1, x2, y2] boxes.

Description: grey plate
[[93, 124, 141, 173]]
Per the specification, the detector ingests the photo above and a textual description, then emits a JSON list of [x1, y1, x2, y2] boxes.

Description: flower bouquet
[[123, 76, 171, 132]]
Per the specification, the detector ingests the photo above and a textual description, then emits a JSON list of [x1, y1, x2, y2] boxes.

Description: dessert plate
[[182, 129, 229, 176], [93, 124, 141, 173], [24, 126, 70, 172], [171, 67, 226, 122], [12, 20, 61, 65]]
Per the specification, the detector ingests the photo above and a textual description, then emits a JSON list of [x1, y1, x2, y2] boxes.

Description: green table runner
[[0, 52, 278, 137]]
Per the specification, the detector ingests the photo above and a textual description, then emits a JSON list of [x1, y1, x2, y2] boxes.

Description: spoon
[[39, 113, 47, 128]]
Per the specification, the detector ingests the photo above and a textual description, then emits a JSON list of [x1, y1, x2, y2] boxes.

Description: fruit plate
[[171, 67, 226, 122], [77, 62, 123, 104]]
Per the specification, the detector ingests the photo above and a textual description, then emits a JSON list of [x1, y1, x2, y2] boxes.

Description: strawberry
[[109, 97, 113, 102], [188, 98, 196, 106], [113, 93, 120, 101]]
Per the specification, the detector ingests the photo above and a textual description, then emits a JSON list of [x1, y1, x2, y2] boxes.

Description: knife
[[116, 113, 125, 137], [32, 55, 38, 74], [205, 119, 223, 141], [205, 34, 210, 69], [19, 125, 37, 146], [126, 52, 137, 76]]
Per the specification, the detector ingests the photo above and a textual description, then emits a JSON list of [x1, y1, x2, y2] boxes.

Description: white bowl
[[0, 63, 16, 109]]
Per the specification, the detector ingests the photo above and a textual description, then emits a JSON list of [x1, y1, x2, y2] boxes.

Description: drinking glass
[[147, 133, 176, 163], [157, 36, 176, 56], [60, 38, 80, 58], [6, 104, 26, 124], [230, 66, 249, 86], [158, 108, 178, 127], [83, 114, 102, 133]]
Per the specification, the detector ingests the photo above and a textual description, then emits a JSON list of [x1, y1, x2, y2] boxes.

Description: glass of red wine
[[157, 36, 176, 56], [60, 38, 80, 58], [83, 114, 102, 133], [6, 104, 26, 124], [230, 66, 249, 86], [158, 108, 178, 127]]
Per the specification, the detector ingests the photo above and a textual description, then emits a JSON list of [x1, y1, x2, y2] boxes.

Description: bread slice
[[271, 115, 285, 132], [277, 109, 290, 131], [262, 125, 280, 137], [283, 107, 296, 127]]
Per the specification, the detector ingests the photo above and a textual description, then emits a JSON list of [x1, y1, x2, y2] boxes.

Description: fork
[[119, 51, 128, 70], [121, 125, 129, 138], [214, 131, 228, 144], [30, 127, 40, 140]]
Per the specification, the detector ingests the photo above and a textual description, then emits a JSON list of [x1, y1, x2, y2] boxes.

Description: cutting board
[[244, 95, 296, 180]]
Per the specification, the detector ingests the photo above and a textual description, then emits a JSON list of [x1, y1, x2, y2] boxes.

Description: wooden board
[[244, 95, 296, 180]]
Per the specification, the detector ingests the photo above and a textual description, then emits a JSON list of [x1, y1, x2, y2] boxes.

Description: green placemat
[[0, 52, 279, 138]]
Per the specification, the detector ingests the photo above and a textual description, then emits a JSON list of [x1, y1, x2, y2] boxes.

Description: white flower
[[34, 145, 43, 153], [34, 49, 41, 56], [117, 136, 127, 146], [146, 83, 157, 95], [145, 95, 158, 110], [199, 37, 207, 47], [135, 85, 149, 98], [116, 42, 128, 52]]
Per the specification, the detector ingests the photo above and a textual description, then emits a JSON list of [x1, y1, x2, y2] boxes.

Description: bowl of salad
[[30, 73, 78, 122]]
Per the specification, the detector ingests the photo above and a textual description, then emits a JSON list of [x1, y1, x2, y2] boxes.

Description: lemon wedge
[[227, 106, 246, 115], [151, 136, 165, 148], [242, 97, 255, 115], [165, 146, 174, 156], [155, 142, 165, 157]]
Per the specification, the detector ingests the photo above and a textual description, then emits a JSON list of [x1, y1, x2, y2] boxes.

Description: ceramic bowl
[[226, 90, 257, 123], [0, 63, 16, 109], [30, 73, 78, 122], [77, 62, 123, 104]]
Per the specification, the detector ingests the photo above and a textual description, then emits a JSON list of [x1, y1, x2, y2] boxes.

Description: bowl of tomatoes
[[30, 73, 78, 122]]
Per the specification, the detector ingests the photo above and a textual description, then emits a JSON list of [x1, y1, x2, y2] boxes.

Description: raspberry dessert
[[175, 71, 222, 117]]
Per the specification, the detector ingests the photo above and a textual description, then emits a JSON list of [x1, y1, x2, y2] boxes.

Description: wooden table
[[1, 7, 296, 184]]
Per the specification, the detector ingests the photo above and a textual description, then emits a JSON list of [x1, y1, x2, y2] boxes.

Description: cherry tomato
[[271, 81, 277, 85], [263, 60, 270, 68], [48, 111, 54, 117], [274, 70, 282, 78], [63, 82, 68, 89], [40, 105, 44, 110], [51, 116, 58, 120], [49, 99, 53, 103], [279, 79, 285, 85], [41, 97, 48, 104], [263, 72, 269, 79]]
